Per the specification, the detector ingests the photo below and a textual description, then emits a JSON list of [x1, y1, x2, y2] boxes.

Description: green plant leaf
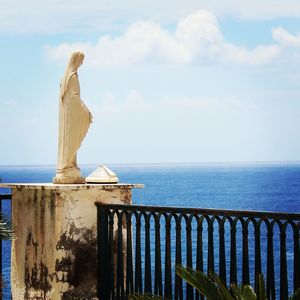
[[240, 285, 257, 300], [0, 214, 15, 240], [289, 288, 300, 300], [230, 284, 242, 299], [230, 283, 257, 300], [208, 271, 233, 300], [175, 265, 223, 300], [256, 274, 267, 300]]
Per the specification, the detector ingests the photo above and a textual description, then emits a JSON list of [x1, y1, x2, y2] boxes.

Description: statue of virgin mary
[[53, 51, 93, 184]]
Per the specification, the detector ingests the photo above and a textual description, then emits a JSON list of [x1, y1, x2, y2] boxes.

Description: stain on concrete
[[63, 287, 98, 300], [11, 184, 134, 299], [56, 221, 97, 296], [25, 240, 52, 299], [55, 256, 73, 273]]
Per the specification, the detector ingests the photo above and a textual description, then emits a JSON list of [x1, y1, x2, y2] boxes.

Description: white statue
[[53, 51, 93, 184]]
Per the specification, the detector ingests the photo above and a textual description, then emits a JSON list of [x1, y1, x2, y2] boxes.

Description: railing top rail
[[95, 203, 300, 220]]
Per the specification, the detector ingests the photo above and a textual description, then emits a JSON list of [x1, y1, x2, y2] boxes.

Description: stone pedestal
[[0, 183, 142, 300]]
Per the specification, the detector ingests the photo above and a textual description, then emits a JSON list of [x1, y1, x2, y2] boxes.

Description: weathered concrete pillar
[[1, 183, 142, 300]]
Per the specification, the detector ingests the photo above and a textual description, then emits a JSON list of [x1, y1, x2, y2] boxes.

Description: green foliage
[[176, 265, 264, 300], [175, 265, 300, 300], [0, 177, 14, 240], [175, 265, 223, 300], [130, 265, 300, 300], [230, 284, 256, 300], [256, 274, 268, 300], [0, 187, 15, 289], [208, 271, 234, 300], [289, 288, 300, 300], [0, 213, 15, 240]]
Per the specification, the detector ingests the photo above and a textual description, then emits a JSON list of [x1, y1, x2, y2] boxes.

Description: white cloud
[[272, 27, 300, 47], [222, 44, 281, 65], [45, 10, 285, 68], [1, 0, 300, 34]]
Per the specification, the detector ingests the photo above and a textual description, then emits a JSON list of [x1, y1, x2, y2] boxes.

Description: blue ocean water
[[0, 163, 300, 298], [1, 163, 300, 211]]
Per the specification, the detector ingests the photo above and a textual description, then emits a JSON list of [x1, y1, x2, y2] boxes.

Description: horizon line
[[1, 160, 300, 168]]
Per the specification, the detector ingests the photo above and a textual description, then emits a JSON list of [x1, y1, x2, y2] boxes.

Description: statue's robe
[[54, 73, 92, 183]]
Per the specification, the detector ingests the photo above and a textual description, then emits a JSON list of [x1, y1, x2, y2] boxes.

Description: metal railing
[[0, 193, 12, 300], [96, 203, 300, 300]]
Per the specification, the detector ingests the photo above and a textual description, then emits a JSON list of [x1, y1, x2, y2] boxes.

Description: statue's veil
[[60, 51, 85, 100]]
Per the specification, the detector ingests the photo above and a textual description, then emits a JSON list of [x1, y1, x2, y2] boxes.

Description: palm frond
[[239, 285, 257, 300], [289, 288, 300, 300], [208, 271, 233, 300], [0, 214, 15, 240], [256, 274, 267, 300], [175, 265, 223, 300]]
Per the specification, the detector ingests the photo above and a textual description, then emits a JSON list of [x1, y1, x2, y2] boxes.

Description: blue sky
[[1, 0, 300, 165]]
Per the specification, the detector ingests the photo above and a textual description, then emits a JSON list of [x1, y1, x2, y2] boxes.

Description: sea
[[0, 162, 300, 299]]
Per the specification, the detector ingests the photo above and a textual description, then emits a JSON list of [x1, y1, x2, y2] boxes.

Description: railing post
[[97, 205, 110, 300]]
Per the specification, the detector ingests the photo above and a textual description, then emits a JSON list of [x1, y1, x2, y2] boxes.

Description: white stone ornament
[[53, 51, 93, 184], [86, 165, 119, 183]]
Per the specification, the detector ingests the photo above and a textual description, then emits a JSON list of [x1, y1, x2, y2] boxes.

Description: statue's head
[[60, 51, 85, 100], [69, 51, 85, 72]]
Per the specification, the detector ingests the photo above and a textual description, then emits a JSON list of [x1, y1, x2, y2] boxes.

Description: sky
[[1, 0, 300, 165]]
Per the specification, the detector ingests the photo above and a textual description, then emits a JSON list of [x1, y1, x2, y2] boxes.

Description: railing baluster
[[154, 214, 162, 296], [294, 223, 300, 292], [242, 219, 250, 285], [219, 218, 226, 285], [144, 213, 152, 294], [126, 211, 133, 296], [116, 212, 125, 299], [175, 215, 183, 300], [267, 223, 275, 300], [254, 221, 262, 292], [109, 210, 116, 300], [134, 213, 142, 294], [164, 214, 172, 299], [230, 219, 237, 284], [208, 216, 215, 274], [186, 215, 193, 299], [196, 218, 204, 300], [280, 223, 288, 300]]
